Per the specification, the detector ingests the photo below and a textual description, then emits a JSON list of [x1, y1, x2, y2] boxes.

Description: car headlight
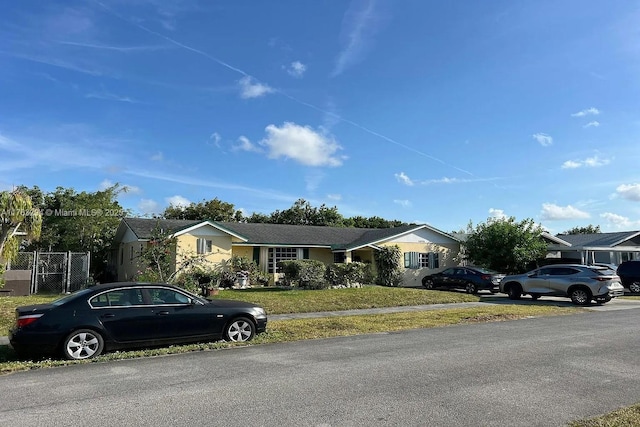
[[253, 307, 267, 317]]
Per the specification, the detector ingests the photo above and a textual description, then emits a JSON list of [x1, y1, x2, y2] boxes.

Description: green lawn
[[0, 286, 480, 335]]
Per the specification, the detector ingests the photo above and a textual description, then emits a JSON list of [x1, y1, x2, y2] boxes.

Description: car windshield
[[50, 288, 94, 306]]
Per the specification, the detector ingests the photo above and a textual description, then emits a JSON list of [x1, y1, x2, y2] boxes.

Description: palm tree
[[0, 190, 42, 265]]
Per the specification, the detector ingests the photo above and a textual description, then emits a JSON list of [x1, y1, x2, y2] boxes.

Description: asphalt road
[[1, 309, 639, 426]]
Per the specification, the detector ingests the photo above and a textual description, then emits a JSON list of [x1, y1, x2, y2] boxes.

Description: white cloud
[[286, 61, 307, 78], [331, 0, 381, 77], [584, 121, 600, 128], [532, 133, 553, 146], [395, 172, 414, 186], [615, 183, 640, 201], [233, 136, 262, 153], [394, 199, 412, 208], [561, 155, 611, 169], [238, 76, 274, 99], [489, 208, 506, 219], [327, 194, 342, 201], [540, 203, 590, 220], [260, 122, 344, 167], [138, 199, 160, 215], [600, 212, 640, 229], [561, 160, 581, 169], [151, 152, 163, 161], [571, 107, 601, 117], [209, 132, 221, 147], [85, 90, 137, 103], [165, 195, 191, 207]]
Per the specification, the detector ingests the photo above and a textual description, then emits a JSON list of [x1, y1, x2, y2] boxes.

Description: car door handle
[[101, 314, 115, 318], [156, 311, 170, 316]]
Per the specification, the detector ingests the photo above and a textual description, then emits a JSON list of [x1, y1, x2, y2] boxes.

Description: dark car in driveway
[[9, 282, 268, 360], [421, 266, 505, 294], [617, 260, 640, 293]]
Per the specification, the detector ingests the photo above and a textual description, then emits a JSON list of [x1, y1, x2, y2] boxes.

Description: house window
[[130, 246, 134, 261], [334, 252, 346, 263], [197, 238, 213, 255], [120, 248, 124, 265], [404, 252, 440, 269], [268, 247, 300, 273]]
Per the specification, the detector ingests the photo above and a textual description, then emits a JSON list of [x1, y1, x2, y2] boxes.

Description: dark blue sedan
[[422, 267, 506, 294], [9, 282, 267, 360]]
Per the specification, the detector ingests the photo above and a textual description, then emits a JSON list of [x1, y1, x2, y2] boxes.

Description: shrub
[[279, 260, 327, 289], [325, 262, 369, 287], [374, 245, 404, 287]]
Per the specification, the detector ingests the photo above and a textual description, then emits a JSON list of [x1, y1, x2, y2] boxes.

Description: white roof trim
[[610, 231, 640, 247], [542, 232, 571, 246], [172, 221, 248, 242]]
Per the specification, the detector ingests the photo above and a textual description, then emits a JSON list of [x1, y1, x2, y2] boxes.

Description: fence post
[[32, 251, 38, 294], [65, 251, 71, 293]]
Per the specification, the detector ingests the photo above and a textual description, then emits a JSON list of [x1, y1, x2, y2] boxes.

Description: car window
[[148, 288, 191, 305], [589, 267, 616, 276], [537, 268, 553, 276], [90, 289, 145, 307], [442, 268, 456, 275], [549, 267, 577, 276]]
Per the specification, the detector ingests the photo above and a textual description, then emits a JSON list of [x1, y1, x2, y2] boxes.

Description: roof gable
[[553, 231, 640, 248]]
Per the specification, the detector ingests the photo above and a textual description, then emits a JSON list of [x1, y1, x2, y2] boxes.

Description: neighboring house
[[543, 231, 640, 265], [112, 218, 462, 286]]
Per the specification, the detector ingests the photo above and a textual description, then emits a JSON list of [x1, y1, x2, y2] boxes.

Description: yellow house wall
[[379, 241, 459, 288], [232, 246, 253, 260], [308, 248, 334, 264], [175, 234, 233, 269]]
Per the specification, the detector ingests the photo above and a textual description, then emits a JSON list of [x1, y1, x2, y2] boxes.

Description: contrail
[[94, 1, 473, 176]]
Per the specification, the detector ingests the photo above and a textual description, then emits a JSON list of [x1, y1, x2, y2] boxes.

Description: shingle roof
[[119, 218, 455, 250], [554, 231, 640, 248]]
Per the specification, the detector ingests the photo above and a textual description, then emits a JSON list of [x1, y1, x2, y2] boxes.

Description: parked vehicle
[[500, 264, 624, 305], [617, 260, 640, 293], [9, 282, 268, 360], [421, 266, 505, 294]]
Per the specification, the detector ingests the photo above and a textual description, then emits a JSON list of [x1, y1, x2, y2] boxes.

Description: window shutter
[[404, 252, 410, 268], [303, 248, 309, 259], [253, 247, 260, 264], [405, 252, 419, 269], [429, 252, 440, 269]]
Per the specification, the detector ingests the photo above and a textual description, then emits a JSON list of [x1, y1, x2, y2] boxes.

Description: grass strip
[[0, 304, 579, 375], [568, 403, 640, 426]]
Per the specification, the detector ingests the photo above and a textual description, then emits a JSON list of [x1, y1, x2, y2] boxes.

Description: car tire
[[62, 329, 104, 360], [506, 284, 522, 300], [530, 294, 540, 301], [224, 317, 256, 342], [629, 282, 640, 294], [465, 282, 478, 294], [570, 288, 592, 306], [423, 279, 434, 290]]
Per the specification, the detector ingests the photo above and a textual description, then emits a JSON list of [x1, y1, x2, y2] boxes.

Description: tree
[[163, 198, 239, 221], [0, 190, 42, 285], [345, 215, 407, 228], [269, 199, 345, 226], [19, 184, 128, 282], [562, 225, 601, 235], [463, 217, 547, 274]]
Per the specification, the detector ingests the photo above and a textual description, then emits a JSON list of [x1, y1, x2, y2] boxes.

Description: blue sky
[[1, 0, 639, 234]]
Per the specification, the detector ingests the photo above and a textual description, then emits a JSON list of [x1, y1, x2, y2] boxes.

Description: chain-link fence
[[6, 252, 90, 294]]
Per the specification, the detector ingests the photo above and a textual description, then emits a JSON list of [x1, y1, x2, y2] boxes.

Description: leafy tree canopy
[[0, 189, 42, 262], [163, 197, 240, 222], [463, 217, 547, 274], [561, 225, 601, 235]]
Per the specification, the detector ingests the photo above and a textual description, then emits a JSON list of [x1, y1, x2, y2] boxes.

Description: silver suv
[[500, 264, 625, 305]]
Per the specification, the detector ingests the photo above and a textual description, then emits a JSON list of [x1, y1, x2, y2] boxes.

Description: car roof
[[90, 282, 173, 290]]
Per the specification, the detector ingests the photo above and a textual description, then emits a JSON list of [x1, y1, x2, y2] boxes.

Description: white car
[[499, 264, 625, 305]]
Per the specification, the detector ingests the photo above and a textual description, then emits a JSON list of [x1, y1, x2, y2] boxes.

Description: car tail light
[[16, 314, 44, 328], [593, 277, 610, 282], [481, 275, 491, 281]]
